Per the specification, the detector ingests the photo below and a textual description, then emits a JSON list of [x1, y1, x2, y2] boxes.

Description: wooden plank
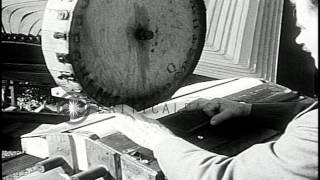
[[85, 138, 121, 179], [46, 134, 77, 174], [98, 133, 162, 180], [171, 78, 238, 99], [21, 113, 116, 138]]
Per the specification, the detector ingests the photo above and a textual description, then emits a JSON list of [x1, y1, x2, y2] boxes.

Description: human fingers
[[209, 110, 233, 126], [202, 99, 222, 116], [180, 98, 209, 111]]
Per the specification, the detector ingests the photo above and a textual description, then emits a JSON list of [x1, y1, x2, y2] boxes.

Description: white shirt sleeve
[[153, 109, 318, 180]]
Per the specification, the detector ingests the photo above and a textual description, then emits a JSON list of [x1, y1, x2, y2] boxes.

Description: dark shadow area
[[277, 0, 318, 97]]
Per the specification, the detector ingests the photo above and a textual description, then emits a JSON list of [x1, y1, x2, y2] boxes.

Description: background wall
[[277, 0, 318, 97]]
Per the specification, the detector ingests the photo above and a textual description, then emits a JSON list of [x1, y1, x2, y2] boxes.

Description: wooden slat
[[21, 113, 116, 138]]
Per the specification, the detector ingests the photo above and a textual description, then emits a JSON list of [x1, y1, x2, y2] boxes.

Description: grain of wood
[[68, 0, 206, 110]]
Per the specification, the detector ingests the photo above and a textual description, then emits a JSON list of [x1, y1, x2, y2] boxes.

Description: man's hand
[[111, 105, 176, 151], [181, 98, 252, 126]]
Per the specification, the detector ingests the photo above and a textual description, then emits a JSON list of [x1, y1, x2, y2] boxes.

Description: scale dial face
[[44, 0, 206, 110]]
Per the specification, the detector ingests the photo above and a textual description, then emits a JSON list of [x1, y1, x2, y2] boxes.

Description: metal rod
[[71, 166, 109, 180]]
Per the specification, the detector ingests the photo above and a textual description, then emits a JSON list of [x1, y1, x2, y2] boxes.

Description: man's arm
[[153, 110, 318, 180], [153, 137, 233, 180], [112, 104, 317, 180], [183, 98, 314, 131], [154, 107, 318, 180]]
